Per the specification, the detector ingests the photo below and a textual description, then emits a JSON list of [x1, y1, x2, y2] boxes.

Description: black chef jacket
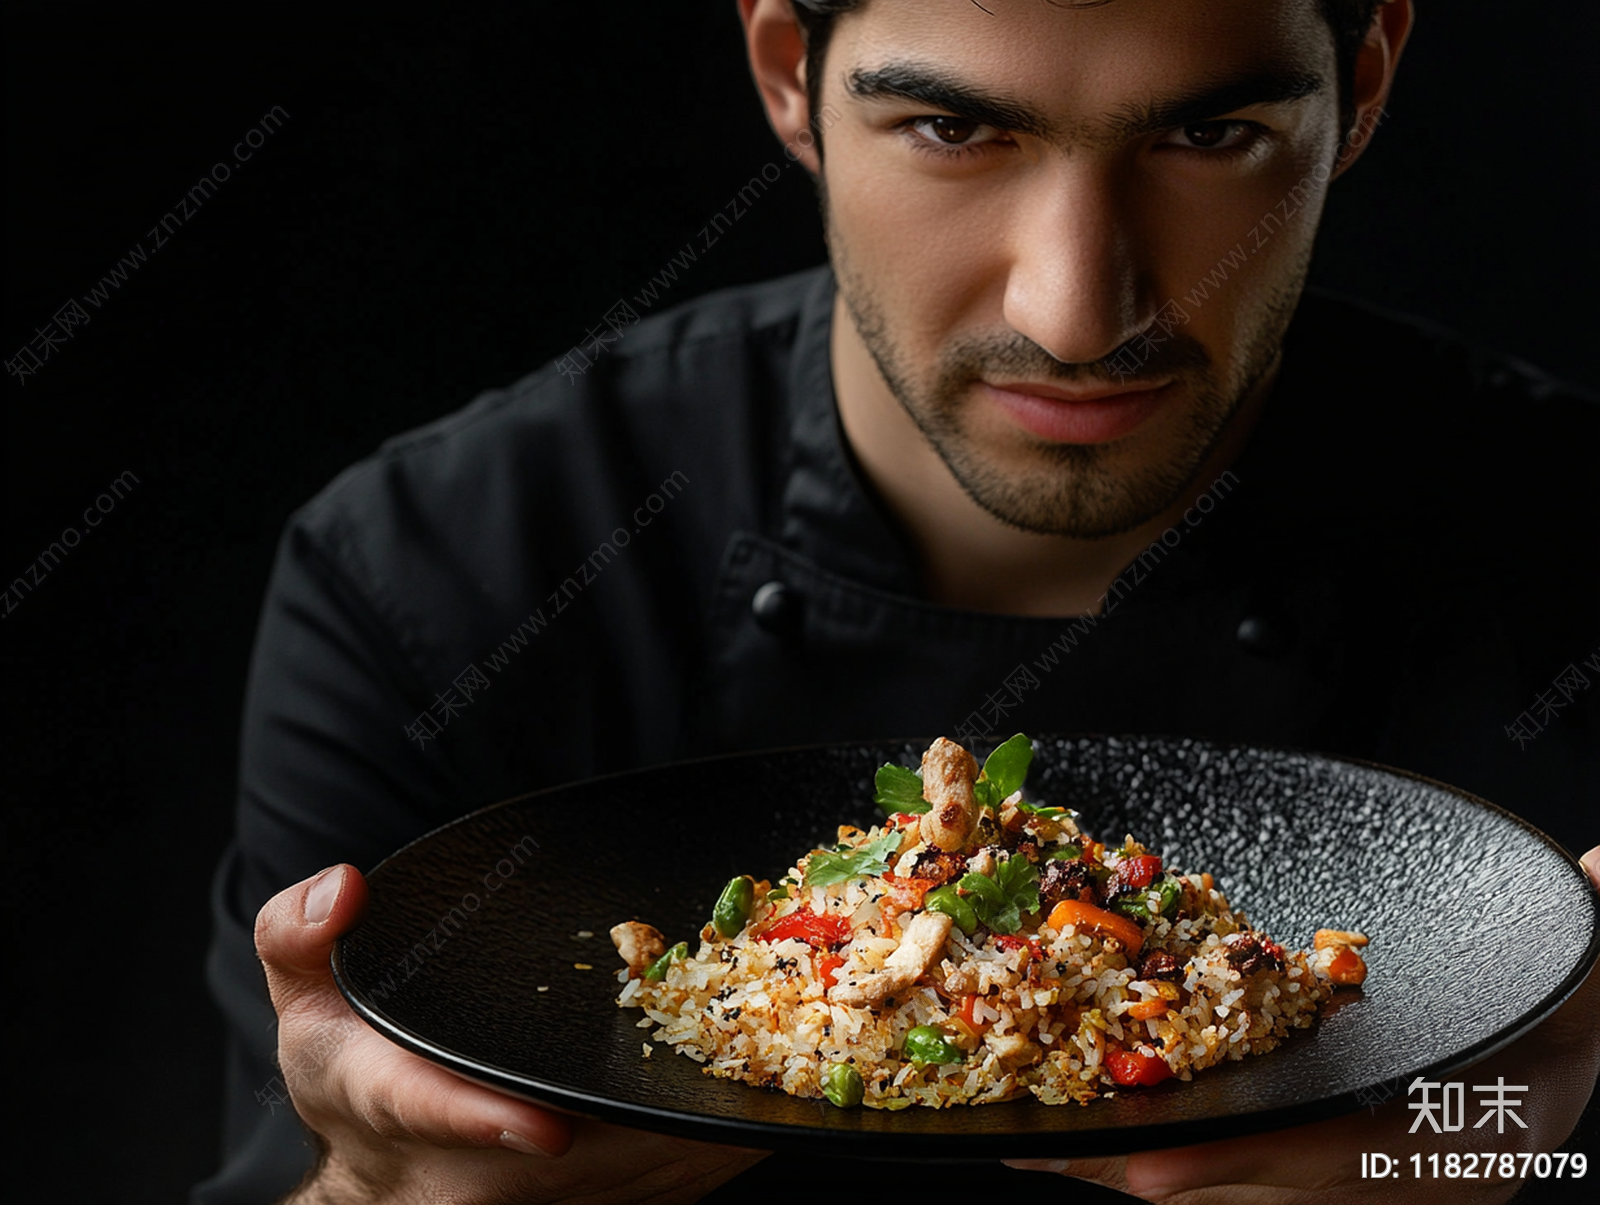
[[195, 265, 1599, 1204]]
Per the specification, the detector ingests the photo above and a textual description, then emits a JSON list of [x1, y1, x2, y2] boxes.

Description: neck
[[831, 292, 1274, 617]]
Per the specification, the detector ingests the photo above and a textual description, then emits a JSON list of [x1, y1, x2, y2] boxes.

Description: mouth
[[979, 377, 1176, 444]]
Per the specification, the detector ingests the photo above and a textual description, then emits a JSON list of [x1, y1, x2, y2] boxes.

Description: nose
[[1000, 165, 1152, 366]]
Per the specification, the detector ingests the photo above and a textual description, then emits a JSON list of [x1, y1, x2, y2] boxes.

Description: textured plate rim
[[332, 733, 1600, 1157]]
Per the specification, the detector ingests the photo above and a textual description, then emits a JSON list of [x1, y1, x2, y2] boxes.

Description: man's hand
[[1004, 845, 1600, 1203], [256, 864, 768, 1204]]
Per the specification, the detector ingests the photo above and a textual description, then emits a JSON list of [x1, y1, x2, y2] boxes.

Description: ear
[[1332, 0, 1414, 178], [739, 0, 822, 174]]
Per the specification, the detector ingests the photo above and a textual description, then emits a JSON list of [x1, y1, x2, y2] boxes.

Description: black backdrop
[[3, 4, 1596, 1201]]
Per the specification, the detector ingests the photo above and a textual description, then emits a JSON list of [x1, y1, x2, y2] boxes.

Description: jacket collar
[[778, 266, 929, 596]]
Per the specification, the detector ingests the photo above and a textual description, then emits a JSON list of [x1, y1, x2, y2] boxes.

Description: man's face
[[817, 0, 1347, 538]]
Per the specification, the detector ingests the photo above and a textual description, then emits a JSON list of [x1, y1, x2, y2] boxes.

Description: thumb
[[255, 863, 367, 1009], [1581, 845, 1600, 892]]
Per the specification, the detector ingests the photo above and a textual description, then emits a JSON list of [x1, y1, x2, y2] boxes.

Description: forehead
[[827, 0, 1337, 129]]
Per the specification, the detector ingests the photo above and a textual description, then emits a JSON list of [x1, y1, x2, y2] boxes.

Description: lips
[[980, 378, 1174, 444]]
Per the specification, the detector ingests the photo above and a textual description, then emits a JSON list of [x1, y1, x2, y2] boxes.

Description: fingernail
[[499, 1129, 554, 1156], [1581, 847, 1600, 888], [304, 866, 344, 924], [1002, 1159, 1076, 1173]]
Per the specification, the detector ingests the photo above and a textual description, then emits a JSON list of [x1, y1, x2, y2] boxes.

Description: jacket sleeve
[[191, 511, 476, 1204]]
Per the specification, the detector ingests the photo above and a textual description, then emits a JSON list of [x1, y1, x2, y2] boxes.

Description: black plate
[[332, 735, 1599, 1158]]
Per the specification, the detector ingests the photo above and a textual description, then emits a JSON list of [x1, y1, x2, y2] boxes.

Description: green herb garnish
[[973, 733, 1034, 811], [803, 830, 902, 890], [873, 763, 928, 815], [957, 854, 1041, 935], [1110, 874, 1183, 921], [923, 884, 979, 935], [1015, 802, 1075, 819]]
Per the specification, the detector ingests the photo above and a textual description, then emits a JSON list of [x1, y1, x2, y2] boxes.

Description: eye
[[902, 115, 1007, 157], [1161, 120, 1264, 154]]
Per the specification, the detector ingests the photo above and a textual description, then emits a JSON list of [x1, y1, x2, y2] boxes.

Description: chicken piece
[[609, 921, 666, 977], [1313, 929, 1369, 950], [984, 1030, 1042, 1072], [829, 911, 954, 1008], [917, 737, 981, 853], [1311, 929, 1369, 984]]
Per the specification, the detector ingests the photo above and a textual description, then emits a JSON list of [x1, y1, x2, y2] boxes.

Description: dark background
[[3, 3, 1595, 1201]]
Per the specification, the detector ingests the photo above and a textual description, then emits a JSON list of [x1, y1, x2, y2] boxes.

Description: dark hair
[[790, 0, 1381, 155]]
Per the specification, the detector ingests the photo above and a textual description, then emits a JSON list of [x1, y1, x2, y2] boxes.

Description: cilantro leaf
[[982, 733, 1034, 798], [957, 854, 1041, 935], [1111, 874, 1183, 921], [803, 830, 903, 889], [874, 763, 928, 816]]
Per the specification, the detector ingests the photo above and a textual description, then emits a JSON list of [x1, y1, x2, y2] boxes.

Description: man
[[197, 1, 1599, 1202]]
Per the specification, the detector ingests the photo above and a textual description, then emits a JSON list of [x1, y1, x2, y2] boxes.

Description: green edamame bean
[[643, 941, 688, 981], [822, 1062, 865, 1108], [922, 885, 978, 935], [902, 1024, 965, 1067], [712, 875, 755, 938]]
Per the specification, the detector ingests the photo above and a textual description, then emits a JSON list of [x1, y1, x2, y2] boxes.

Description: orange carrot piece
[[1126, 998, 1169, 1020], [1047, 899, 1145, 955], [1327, 946, 1367, 985]]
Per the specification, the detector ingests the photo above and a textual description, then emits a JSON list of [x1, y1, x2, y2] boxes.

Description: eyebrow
[[845, 62, 1326, 144], [1109, 71, 1326, 138], [847, 63, 1057, 138]]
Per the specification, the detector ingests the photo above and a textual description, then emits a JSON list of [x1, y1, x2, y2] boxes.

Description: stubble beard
[[829, 205, 1303, 540]]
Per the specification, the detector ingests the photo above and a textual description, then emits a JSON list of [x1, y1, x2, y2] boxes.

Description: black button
[[751, 580, 802, 637], [1235, 608, 1294, 657]]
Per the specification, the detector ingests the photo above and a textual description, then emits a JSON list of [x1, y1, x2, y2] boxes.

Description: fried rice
[[611, 735, 1368, 1109]]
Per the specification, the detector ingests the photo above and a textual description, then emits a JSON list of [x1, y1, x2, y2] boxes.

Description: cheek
[[1141, 154, 1332, 357], [828, 142, 1011, 343], [1157, 165, 1324, 272]]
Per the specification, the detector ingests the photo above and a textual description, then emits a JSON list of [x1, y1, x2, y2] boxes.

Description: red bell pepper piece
[[758, 910, 852, 949], [1105, 1047, 1174, 1087], [1118, 855, 1163, 890], [992, 934, 1044, 960]]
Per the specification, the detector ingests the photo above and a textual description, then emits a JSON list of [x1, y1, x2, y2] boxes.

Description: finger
[[1121, 1110, 1372, 1198], [334, 1038, 575, 1157], [255, 865, 576, 1157], [1538, 844, 1600, 1031], [1581, 844, 1600, 891], [1003, 1155, 1132, 1194]]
